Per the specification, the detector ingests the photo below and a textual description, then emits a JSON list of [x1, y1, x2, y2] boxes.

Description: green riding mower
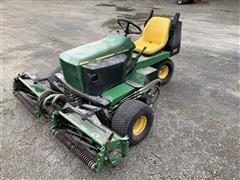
[[13, 10, 182, 172]]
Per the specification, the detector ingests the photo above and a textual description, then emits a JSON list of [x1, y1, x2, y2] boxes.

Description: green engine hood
[[59, 33, 135, 93], [59, 33, 135, 66]]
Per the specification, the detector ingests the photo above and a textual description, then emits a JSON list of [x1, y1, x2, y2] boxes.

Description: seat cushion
[[134, 17, 171, 55], [134, 38, 161, 55]]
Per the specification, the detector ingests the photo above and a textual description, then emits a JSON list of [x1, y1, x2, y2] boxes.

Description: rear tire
[[153, 59, 174, 85], [112, 100, 154, 146]]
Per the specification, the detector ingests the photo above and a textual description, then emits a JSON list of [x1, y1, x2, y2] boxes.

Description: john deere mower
[[13, 10, 182, 172]]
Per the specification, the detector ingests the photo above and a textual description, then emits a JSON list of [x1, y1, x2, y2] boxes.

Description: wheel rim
[[132, 115, 147, 136], [159, 65, 169, 79]]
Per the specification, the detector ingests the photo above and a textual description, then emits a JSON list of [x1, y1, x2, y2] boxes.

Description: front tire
[[112, 100, 154, 146]]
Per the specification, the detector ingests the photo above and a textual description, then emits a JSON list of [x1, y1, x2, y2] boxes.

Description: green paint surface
[[129, 70, 146, 86], [57, 105, 129, 172], [18, 77, 45, 96], [127, 51, 170, 79], [102, 83, 134, 105], [59, 111, 108, 146], [59, 33, 135, 92], [59, 33, 135, 66]]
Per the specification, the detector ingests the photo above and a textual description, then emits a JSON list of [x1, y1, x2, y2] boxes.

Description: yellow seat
[[134, 17, 171, 55]]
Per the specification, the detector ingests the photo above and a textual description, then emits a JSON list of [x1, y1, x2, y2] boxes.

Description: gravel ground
[[1, 0, 239, 179]]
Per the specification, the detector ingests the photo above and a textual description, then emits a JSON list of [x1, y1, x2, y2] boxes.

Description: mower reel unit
[[13, 10, 182, 172]]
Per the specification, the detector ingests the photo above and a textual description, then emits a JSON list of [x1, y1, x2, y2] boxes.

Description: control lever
[[126, 47, 146, 74], [133, 46, 147, 62]]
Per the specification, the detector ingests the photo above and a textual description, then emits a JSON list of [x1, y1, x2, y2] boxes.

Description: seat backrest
[[143, 17, 171, 45]]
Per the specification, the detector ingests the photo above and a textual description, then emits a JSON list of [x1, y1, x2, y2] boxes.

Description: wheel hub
[[159, 65, 169, 79], [132, 115, 147, 136]]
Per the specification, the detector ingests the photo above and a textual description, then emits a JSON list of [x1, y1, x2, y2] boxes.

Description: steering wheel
[[117, 19, 142, 35]]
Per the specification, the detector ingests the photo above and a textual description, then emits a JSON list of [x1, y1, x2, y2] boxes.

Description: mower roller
[[13, 10, 182, 172]]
